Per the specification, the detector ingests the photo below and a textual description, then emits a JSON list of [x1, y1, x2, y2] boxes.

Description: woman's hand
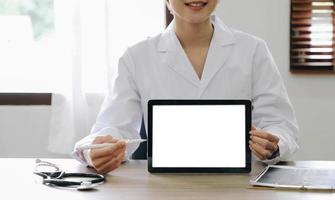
[[249, 126, 279, 160], [89, 135, 126, 174]]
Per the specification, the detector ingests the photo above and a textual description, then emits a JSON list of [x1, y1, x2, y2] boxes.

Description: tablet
[[148, 99, 252, 173]]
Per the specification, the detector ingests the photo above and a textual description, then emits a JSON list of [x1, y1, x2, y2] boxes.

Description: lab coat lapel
[[157, 21, 200, 87], [172, 43, 201, 87], [157, 16, 236, 88], [201, 16, 236, 91]]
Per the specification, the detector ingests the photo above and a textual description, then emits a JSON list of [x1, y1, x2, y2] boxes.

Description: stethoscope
[[33, 159, 105, 191]]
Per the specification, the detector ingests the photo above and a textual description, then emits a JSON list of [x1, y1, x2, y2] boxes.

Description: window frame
[[0, 93, 51, 105], [290, 0, 335, 74]]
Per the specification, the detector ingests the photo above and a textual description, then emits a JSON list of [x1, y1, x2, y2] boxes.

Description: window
[[290, 0, 335, 73], [0, 0, 57, 92], [0, 0, 165, 93]]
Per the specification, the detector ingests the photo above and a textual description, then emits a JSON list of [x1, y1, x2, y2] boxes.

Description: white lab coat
[[73, 15, 299, 165]]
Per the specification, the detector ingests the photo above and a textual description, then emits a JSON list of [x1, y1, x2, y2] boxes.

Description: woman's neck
[[174, 17, 214, 48]]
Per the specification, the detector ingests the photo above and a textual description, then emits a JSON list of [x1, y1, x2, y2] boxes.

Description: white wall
[[1, 0, 334, 160], [218, 0, 335, 160], [0, 106, 54, 158], [0, 94, 104, 158]]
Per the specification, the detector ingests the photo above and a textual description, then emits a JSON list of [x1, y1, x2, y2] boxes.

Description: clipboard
[[250, 165, 335, 191]]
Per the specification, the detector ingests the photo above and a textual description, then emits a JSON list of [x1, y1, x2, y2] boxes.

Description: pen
[[77, 139, 147, 150]]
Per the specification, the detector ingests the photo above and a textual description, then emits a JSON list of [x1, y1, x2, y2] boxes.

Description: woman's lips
[[184, 1, 208, 11]]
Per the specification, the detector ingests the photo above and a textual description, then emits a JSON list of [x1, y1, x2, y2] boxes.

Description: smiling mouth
[[184, 1, 208, 9]]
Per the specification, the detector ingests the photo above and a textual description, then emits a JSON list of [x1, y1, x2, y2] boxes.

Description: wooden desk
[[1, 159, 334, 200]]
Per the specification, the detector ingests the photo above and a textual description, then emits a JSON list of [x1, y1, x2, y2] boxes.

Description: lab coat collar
[[157, 15, 236, 88], [157, 15, 236, 52]]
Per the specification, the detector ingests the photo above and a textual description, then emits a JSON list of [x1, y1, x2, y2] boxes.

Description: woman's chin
[[181, 14, 211, 24]]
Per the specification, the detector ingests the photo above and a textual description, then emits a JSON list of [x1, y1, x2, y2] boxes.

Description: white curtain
[[48, 0, 164, 155], [48, 0, 108, 155]]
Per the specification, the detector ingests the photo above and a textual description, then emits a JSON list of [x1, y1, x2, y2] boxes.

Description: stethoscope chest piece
[[76, 181, 96, 191]]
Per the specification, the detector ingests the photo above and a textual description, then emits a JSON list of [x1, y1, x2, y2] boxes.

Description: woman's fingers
[[249, 141, 272, 160], [92, 146, 125, 168], [89, 136, 127, 173], [97, 150, 126, 174], [90, 140, 126, 160], [250, 130, 279, 143], [249, 127, 280, 160], [250, 135, 278, 152], [249, 145, 265, 160]]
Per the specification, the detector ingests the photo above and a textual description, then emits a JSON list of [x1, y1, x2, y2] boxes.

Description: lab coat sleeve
[[251, 40, 299, 164], [72, 49, 142, 165]]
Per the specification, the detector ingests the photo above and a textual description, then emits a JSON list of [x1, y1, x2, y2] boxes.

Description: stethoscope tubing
[[34, 171, 105, 187]]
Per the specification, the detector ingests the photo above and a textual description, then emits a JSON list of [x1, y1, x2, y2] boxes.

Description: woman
[[73, 0, 299, 174]]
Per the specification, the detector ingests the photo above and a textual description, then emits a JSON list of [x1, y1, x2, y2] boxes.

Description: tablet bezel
[[148, 99, 252, 173]]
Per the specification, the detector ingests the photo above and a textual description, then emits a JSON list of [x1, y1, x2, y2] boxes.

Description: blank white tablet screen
[[152, 105, 246, 168]]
